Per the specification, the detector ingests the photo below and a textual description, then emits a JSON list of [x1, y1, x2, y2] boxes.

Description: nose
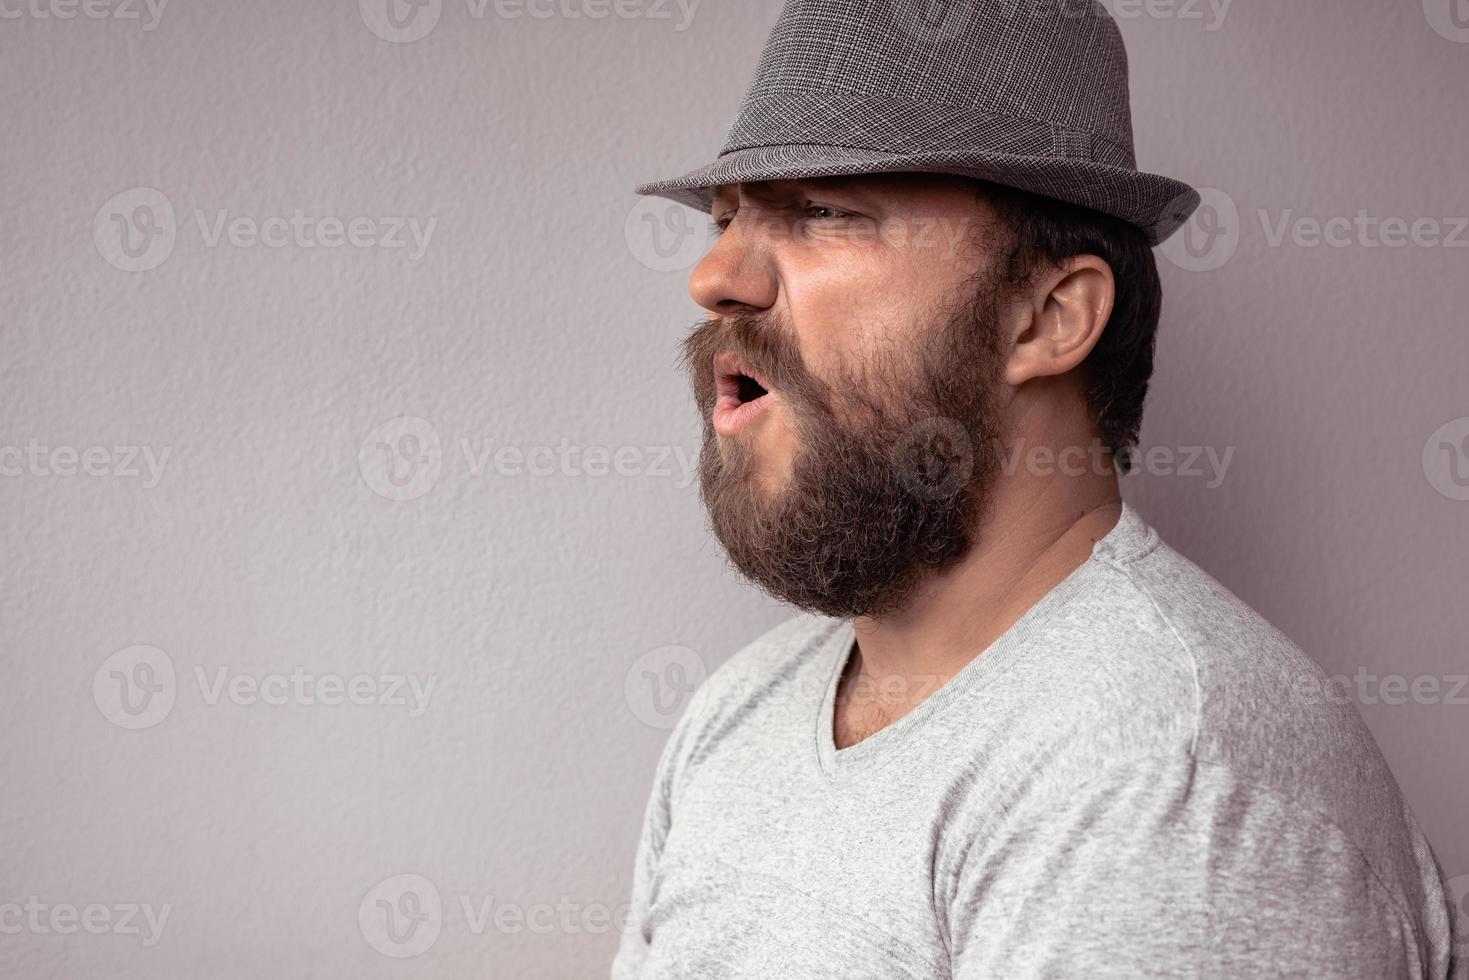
[[687, 207, 779, 316]]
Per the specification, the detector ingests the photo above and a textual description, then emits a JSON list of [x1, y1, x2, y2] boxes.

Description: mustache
[[679, 311, 821, 413]]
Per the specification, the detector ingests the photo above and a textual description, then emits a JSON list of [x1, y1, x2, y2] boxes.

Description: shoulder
[[1036, 524, 1448, 943], [1083, 533, 1390, 800]]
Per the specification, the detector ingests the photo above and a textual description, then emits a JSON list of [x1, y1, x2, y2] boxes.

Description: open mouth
[[735, 372, 769, 404], [712, 351, 776, 436]]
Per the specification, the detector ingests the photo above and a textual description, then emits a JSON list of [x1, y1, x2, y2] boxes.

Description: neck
[[849, 425, 1123, 693]]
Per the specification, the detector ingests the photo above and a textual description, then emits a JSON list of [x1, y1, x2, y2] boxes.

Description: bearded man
[[611, 2, 1462, 977]]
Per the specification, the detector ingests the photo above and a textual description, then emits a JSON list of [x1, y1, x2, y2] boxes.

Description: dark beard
[[680, 273, 1008, 619]]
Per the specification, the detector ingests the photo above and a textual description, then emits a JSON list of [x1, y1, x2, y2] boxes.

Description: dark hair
[[973, 180, 1163, 474]]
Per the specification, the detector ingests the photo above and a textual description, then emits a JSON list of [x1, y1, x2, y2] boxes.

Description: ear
[[1004, 255, 1115, 387]]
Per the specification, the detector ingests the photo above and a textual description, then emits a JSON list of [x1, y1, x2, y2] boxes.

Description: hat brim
[[634, 144, 1199, 247]]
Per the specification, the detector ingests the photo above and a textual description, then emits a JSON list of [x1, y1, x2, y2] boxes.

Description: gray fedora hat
[[634, 0, 1200, 246]]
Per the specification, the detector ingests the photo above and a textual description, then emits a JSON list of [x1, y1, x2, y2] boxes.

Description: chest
[[639, 758, 958, 980]]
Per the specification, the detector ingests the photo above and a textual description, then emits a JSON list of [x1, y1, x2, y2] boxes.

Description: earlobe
[[1002, 303, 1043, 387]]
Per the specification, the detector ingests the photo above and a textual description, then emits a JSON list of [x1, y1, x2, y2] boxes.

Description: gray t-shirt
[[611, 501, 1462, 978]]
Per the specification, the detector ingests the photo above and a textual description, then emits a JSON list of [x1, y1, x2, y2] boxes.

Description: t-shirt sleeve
[[947, 754, 1436, 979]]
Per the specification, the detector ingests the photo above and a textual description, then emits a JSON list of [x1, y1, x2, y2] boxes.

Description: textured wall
[[1, 1, 1465, 975]]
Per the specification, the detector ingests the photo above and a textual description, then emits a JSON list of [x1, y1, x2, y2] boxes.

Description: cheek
[[802, 306, 922, 393], [779, 245, 953, 385], [786, 293, 910, 385]]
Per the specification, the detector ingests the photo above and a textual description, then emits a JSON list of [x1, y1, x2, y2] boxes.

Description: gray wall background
[[1, 0, 1465, 975]]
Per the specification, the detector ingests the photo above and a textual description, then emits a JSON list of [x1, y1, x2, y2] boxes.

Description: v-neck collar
[[812, 501, 1149, 780]]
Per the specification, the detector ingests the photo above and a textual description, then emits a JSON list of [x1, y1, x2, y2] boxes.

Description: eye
[[711, 209, 737, 234], [804, 204, 849, 221]]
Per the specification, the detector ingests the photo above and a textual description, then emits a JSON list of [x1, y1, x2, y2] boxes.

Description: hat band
[[721, 90, 1136, 169]]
